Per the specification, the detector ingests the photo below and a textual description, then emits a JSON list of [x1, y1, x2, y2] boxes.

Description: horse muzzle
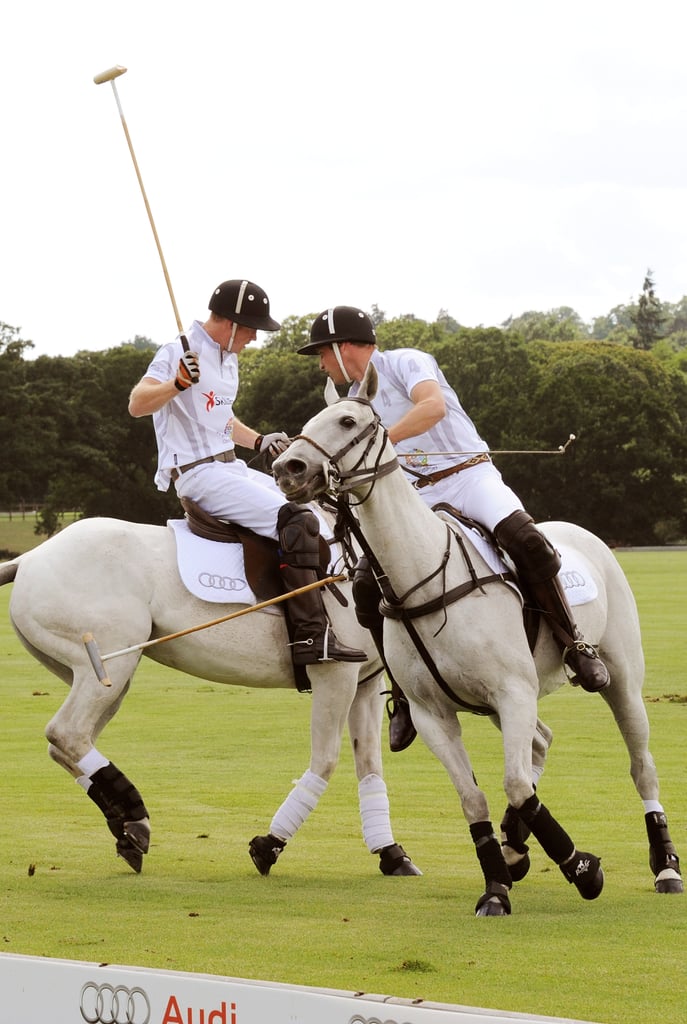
[[273, 454, 329, 502]]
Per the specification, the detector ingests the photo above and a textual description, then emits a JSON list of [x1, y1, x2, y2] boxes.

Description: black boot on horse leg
[[470, 821, 513, 916], [516, 793, 604, 900], [278, 503, 367, 666], [352, 555, 417, 751], [85, 761, 150, 873], [494, 511, 610, 693]]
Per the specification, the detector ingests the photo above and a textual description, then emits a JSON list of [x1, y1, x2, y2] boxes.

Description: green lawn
[[0, 540, 685, 1024]]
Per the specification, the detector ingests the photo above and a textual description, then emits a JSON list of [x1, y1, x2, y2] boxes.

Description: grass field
[[1, 527, 686, 1024]]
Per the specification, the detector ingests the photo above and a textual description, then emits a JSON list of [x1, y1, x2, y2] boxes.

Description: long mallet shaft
[[412, 434, 577, 457], [93, 65, 184, 333], [82, 574, 346, 682]]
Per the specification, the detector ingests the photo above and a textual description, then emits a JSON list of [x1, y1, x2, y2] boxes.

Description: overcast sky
[[3, 0, 687, 358]]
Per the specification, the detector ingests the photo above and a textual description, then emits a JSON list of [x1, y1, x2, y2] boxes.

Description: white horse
[[272, 366, 683, 915], [0, 512, 420, 877]]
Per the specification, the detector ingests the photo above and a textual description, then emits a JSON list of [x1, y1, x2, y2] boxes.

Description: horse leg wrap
[[500, 804, 531, 882], [646, 811, 681, 876], [515, 795, 574, 865], [359, 773, 394, 853], [269, 769, 327, 842], [87, 762, 150, 871], [470, 821, 512, 889]]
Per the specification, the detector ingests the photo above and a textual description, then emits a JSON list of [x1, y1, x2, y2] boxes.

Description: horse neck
[[353, 464, 454, 593]]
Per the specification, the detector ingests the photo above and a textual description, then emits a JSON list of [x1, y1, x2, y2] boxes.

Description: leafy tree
[[631, 270, 666, 350], [502, 307, 589, 342]]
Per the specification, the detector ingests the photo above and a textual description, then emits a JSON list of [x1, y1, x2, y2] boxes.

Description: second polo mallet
[[93, 65, 185, 337]]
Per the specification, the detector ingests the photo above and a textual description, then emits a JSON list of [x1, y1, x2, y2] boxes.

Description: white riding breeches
[[413, 459, 524, 533], [173, 458, 287, 540]]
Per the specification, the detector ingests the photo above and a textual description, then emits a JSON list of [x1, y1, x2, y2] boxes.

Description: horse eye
[[341, 415, 356, 429]]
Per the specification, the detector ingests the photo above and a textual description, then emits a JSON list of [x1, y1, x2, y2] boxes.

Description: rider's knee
[[494, 510, 561, 583], [277, 502, 320, 567]]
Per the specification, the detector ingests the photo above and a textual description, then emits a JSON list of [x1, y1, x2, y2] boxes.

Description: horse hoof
[[124, 819, 150, 855], [116, 839, 144, 873], [249, 834, 286, 876], [560, 850, 604, 900], [378, 843, 423, 876], [475, 883, 511, 916], [655, 870, 684, 894]]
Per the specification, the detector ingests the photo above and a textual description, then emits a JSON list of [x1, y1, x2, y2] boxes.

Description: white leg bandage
[[359, 773, 394, 853], [76, 748, 109, 778], [269, 770, 328, 842], [643, 799, 664, 815]]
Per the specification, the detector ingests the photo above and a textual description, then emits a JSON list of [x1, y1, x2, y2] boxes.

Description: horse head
[[273, 363, 394, 502]]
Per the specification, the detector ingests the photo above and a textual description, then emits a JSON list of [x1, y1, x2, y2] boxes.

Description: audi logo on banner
[[79, 982, 151, 1024], [348, 1015, 411, 1024]]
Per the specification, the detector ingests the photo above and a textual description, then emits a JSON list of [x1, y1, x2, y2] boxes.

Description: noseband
[[291, 397, 399, 499]]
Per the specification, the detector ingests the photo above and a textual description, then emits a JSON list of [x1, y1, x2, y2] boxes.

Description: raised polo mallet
[[93, 65, 185, 337]]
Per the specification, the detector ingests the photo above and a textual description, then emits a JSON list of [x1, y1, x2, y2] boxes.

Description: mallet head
[[93, 65, 128, 85]]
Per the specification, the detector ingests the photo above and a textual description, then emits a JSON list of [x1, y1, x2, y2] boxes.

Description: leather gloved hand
[[174, 351, 200, 391], [255, 432, 291, 458]]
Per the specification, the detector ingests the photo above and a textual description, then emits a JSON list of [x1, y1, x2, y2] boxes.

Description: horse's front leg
[[249, 663, 357, 876], [45, 660, 150, 873], [499, 700, 604, 902], [347, 670, 422, 876], [500, 716, 553, 882], [409, 700, 512, 917]]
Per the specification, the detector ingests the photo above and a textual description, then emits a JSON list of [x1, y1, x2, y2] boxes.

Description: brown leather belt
[[170, 449, 236, 482], [415, 452, 491, 489]]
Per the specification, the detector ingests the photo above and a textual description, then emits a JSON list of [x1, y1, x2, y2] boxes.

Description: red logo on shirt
[[203, 391, 215, 411]]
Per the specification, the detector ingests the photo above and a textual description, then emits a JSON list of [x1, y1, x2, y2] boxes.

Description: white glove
[[174, 351, 200, 391], [255, 431, 291, 458]]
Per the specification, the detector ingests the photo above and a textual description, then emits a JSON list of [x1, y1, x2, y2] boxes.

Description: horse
[[271, 365, 683, 915], [0, 511, 420, 877]]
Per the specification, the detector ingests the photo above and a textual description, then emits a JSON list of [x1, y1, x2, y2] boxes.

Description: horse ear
[[324, 377, 339, 406], [358, 361, 378, 402]]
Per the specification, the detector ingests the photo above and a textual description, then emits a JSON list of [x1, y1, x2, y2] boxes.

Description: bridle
[[290, 397, 399, 501]]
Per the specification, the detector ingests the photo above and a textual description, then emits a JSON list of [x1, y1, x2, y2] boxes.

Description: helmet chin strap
[[227, 321, 238, 353], [332, 342, 352, 384]]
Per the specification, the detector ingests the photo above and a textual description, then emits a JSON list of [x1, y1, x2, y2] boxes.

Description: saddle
[[179, 497, 334, 694], [179, 497, 282, 602]]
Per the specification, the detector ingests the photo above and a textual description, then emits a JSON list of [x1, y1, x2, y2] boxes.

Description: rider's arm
[[128, 377, 178, 417], [387, 379, 446, 444]]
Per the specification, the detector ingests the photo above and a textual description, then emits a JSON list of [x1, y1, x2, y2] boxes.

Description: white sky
[[3, 0, 687, 358]]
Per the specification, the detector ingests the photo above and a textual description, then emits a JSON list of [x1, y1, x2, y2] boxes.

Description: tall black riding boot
[[352, 556, 417, 751], [494, 510, 610, 693], [278, 503, 367, 667]]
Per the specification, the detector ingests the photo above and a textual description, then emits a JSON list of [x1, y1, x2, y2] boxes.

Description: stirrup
[[563, 641, 610, 692]]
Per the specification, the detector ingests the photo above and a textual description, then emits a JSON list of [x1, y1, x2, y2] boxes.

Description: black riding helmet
[[209, 279, 281, 331], [297, 306, 376, 354]]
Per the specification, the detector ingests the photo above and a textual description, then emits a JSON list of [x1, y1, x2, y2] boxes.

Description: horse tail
[[0, 559, 19, 586]]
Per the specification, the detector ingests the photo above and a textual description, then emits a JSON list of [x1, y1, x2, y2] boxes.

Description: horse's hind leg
[[604, 683, 683, 894], [45, 661, 150, 873]]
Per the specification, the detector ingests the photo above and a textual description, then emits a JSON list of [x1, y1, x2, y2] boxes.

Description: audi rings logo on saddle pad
[[198, 572, 248, 592], [80, 982, 151, 1024]]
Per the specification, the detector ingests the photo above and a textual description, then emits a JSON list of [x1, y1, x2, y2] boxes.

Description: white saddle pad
[[168, 519, 259, 604], [436, 512, 597, 607], [168, 511, 342, 606]]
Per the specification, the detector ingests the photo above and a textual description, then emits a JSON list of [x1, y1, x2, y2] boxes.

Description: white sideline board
[[0, 953, 602, 1024]]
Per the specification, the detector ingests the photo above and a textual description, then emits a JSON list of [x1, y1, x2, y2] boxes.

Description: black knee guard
[[494, 510, 561, 584], [277, 502, 321, 569]]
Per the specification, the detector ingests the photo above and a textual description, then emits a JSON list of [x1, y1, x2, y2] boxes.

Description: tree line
[[3, 276, 687, 548]]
